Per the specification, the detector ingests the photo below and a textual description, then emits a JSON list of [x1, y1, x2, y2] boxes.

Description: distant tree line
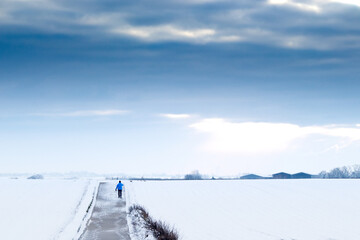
[[319, 165, 360, 178], [184, 170, 203, 180]]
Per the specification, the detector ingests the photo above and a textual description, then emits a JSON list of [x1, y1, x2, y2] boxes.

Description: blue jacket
[[115, 182, 123, 190]]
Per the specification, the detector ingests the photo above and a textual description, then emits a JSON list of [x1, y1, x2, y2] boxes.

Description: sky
[[1, 0, 360, 176]]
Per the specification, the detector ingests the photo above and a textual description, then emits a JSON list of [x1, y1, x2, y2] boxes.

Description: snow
[[126, 179, 360, 240], [0, 178, 98, 240]]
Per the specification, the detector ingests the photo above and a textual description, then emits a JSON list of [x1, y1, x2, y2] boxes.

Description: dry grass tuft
[[129, 204, 179, 240]]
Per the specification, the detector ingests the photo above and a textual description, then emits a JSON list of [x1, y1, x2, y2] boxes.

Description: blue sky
[[1, 0, 360, 176]]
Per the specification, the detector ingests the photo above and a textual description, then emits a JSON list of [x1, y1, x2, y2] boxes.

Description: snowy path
[[80, 182, 131, 240]]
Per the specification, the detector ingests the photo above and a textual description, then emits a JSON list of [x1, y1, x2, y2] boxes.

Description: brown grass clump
[[129, 204, 179, 240]]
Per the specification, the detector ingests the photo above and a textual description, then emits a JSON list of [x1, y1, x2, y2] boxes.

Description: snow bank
[[0, 178, 97, 240], [127, 205, 156, 240], [126, 179, 360, 240]]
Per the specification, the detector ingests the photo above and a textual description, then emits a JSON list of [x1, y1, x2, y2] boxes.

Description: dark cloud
[[0, 0, 359, 50]]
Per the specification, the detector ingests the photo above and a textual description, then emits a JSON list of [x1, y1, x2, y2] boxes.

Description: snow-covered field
[[0, 178, 98, 240], [126, 179, 360, 240]]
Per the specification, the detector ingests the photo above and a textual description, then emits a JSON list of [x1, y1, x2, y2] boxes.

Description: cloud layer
[[1, 0, 360, 49], [35, 109, 128, 117], [160, 113, 192, 119]]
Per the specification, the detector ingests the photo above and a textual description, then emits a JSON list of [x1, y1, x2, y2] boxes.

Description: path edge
[[75, 181, 100, 240]]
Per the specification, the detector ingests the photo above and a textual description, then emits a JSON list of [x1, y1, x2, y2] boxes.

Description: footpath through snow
[[80, 182, 131, 240]]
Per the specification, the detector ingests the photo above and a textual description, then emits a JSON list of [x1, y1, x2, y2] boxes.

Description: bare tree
[[184, 170, 202, 180], [319, 165, 360, 178]]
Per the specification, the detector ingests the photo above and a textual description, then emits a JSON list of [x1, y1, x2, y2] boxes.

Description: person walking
[[115, 181, 124, 198]]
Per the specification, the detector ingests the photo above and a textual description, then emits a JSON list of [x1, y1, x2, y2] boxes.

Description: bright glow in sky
[[190, 119, 360, 154]]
